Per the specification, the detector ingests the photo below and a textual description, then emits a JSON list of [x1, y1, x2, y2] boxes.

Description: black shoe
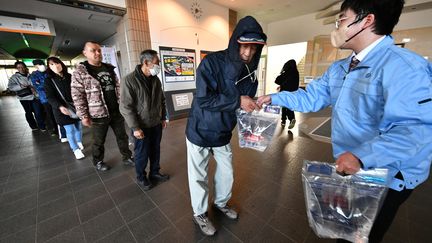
[[136, 177, 152, 191], [95, 161, 110, 171], [149, 172, 170, 182]]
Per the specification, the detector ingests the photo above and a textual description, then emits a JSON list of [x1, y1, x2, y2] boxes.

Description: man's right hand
[[240, 95, 259, 112], [82, 117, 92, 127], [133, 129, 145, 139]]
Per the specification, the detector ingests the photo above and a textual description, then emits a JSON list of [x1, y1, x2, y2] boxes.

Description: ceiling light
[[20, 33, 30, 48], [402, 38, 411, 43], [424, 56, 429, 60]]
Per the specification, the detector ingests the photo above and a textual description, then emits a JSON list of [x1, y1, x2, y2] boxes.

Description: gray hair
[[139, 49, 158, 64]]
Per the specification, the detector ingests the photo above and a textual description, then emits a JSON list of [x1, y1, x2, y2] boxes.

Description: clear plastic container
[[236, 105, 280, 152], [302, 160, 389, 243]]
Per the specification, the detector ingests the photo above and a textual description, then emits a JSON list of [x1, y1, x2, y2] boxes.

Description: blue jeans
[[20, 99, 45, 129], [134, 124, 162, 181], [64, 121, 82, 151]]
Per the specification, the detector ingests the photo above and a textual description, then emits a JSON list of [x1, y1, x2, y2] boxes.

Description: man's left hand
[[335, 152, 361, 175], [162, 120, 167, 129]]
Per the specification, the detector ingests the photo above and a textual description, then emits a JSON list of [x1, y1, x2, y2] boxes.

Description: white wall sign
[[171, 92, 194, 111], [102, 46, 121, 79], [0, 16, 51, 35], [304, 76, 314, 84]]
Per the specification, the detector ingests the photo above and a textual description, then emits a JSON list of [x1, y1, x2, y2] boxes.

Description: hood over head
[[228, 16, 267, 71]]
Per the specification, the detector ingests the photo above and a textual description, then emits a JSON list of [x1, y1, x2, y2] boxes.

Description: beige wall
[[392, 26, 432, 59], [147, 0, 230, 91]]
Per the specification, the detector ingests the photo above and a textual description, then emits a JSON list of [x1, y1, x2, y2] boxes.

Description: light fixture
[[402, 38, 411, 43], [21, 33, 30, 48], [424, 56, 429, 60]]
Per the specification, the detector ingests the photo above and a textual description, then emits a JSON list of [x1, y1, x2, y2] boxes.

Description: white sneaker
[[61, 138, 68, 143], [214, 204, 238, 220], [193, 213, 216, 236], [78, 142, 84, 150], [74, 149, 85, 160]]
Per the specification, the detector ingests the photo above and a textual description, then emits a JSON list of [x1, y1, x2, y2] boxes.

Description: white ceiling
[[209, 0, 341, 23]]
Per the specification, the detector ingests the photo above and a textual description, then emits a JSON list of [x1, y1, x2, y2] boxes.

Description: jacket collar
[[340, 35, 394, 73]]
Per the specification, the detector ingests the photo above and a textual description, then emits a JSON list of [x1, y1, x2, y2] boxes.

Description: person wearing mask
[[30, 59, 59, 136], [44, 57, 85, 160], [8, 61, 46, 131], [120, 49, 169, 191], [274, 59, 299, 129], [71, 41, 134, 171], [186, 16, 267, 236], [257, 0, 432, 242]]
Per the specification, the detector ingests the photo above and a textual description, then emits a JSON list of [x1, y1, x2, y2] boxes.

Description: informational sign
[[304, 76, 314, 84], [101, 46, 121, 79], [159, 46, 196, 83], [171, 92, 193, 111], [0, 16, 51, 35]]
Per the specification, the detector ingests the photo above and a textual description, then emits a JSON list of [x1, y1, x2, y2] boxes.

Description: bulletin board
[[159, 46, 196, 83]]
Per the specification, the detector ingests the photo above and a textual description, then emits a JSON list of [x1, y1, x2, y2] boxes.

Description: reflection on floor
[[0, 96, 431, 243]]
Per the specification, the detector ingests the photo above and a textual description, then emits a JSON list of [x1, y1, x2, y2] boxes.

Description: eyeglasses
[[335, 13, 368, 29], [335, 16, 350, 29]]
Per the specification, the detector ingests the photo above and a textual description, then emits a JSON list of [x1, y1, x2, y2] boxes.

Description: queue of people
[[5, 0, 432, 242]]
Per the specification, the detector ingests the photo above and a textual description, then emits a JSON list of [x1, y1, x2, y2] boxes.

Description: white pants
[[186, 138, 234, 216]]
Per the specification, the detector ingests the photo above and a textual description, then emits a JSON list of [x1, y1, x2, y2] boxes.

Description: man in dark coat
[[186, 16, 267, 236], [275, 59, 299, 129], [120, 49, 169, 191]]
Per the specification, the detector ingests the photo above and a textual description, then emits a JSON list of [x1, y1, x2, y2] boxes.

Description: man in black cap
[[186, 16, 266, 236]]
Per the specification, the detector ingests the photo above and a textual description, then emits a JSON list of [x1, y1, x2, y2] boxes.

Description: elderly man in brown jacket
[[119, 49, 169, 190], [71, 41, 133, 171]]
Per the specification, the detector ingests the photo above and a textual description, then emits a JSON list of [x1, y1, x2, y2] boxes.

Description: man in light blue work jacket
[[257, 0, 432, 242]]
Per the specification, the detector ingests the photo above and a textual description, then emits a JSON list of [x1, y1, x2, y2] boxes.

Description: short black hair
[[341, 0, 405, 35], [139, 50, 158, 64], [14, 61, 26, 68], [83, 40, 101, 49]]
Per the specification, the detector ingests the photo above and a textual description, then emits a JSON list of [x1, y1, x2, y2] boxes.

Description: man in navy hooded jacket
[[186, 16, 267, 236]]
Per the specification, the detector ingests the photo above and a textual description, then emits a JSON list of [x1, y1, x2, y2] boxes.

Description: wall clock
[[190, 1, 203, 20]]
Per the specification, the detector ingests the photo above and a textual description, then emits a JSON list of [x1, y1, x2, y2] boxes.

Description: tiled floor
[[0, 96, 431, 243]]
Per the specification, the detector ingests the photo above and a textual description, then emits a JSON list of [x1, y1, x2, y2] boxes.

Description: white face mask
[[149, 64, 160, 76], [37, 65, 46, 72]]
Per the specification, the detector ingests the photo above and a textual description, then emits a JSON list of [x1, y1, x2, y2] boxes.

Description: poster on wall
[[159, 46, 196, 83], [102, 46, 121, 79], [200, 50, 212, 62]]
